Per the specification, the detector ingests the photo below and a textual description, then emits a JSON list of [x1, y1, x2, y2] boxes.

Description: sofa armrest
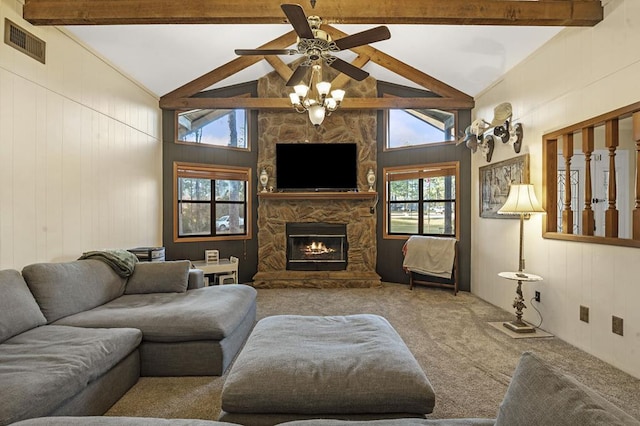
[[188, 268, 205, 289]]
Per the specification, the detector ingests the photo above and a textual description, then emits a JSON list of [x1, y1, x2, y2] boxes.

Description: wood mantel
[[258, 192, 377, 200]]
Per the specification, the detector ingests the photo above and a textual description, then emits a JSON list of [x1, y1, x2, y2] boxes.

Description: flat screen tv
[[276, 143, 358, 192]]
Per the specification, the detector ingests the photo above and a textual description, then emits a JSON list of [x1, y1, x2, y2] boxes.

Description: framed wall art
[[479, 154, 529, 218]]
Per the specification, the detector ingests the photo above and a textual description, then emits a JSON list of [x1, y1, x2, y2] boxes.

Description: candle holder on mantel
[[259, 168, 269, 193]]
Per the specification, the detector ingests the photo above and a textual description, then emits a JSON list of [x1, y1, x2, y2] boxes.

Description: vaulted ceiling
[[24, 0, 604, 109]]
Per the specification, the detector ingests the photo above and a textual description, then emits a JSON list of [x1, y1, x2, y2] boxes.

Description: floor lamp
[[498, 184, 545, 333]]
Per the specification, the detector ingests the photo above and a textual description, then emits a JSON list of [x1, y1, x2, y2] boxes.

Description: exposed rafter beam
[[264, 56, 294, 83], [159, 96, 475, 110], [160, 21, 476, 110], [23, 0, 603, 26]]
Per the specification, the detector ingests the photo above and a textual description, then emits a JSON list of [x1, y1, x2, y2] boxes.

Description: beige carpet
[[106, 283, 640, 421]]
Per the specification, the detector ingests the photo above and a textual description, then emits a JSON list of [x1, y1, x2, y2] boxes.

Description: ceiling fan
[[234, 4, 391, 86]]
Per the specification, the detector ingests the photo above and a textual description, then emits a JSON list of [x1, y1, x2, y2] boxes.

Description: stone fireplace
[[252, 62, 380, 288], [252, 194, 380, 288]]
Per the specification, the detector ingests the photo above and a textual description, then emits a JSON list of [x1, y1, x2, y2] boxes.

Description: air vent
[[4, 19, 45, 64]]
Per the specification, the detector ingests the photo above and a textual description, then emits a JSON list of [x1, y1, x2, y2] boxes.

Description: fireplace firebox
[[286, 223, 348, 271]]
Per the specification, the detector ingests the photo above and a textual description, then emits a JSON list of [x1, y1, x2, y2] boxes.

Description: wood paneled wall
[[0, 0, 162, 269]]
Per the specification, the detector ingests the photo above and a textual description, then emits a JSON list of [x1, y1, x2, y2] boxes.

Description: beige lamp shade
[[498, 184, 545, 215]]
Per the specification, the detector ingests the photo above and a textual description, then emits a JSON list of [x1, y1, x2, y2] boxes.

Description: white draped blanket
[[402, 236, 456, 279]]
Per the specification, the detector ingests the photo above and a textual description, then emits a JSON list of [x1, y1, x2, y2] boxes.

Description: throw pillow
[[22, 260, 126, 322], [496, 351, 639, 426], [0, 270, 47, 343], [125, 260, 190, 294]]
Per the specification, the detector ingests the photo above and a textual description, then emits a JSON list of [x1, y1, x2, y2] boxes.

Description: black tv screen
[[276, 143, 358, 192]]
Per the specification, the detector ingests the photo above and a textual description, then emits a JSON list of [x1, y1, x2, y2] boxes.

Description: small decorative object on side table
[[498, 271, 543, 333]]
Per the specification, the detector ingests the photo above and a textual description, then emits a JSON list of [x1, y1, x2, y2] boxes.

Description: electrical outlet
[[612, 316, 624, 336], [580, 305, 589, 323], [534, 291, 541, 303]]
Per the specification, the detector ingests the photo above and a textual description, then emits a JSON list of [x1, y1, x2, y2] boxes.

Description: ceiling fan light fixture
[[316, 81, 331, 96], [235, 4, 389, 85], [331, 89, 345, 103], [308, 104, 325, 127], [289, 92, 302, 105], [289, 62, 345, 127], [325, 98, 337, 110], [294, 84, 309, 98]]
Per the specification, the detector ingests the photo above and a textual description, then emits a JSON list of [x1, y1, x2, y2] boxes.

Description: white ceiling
[[66, 23, 563, 98]]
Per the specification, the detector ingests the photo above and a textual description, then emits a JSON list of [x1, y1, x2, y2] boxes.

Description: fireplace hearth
[[286, 223, 347, 271]]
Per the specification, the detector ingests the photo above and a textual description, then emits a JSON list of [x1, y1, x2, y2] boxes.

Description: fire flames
[[303, 241, 336, 255]]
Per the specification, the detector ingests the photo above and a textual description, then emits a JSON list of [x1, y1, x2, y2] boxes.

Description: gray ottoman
[[219, 314, 435, 425]]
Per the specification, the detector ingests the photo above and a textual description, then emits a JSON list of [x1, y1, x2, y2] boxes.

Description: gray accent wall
[[374, 82, 472, 292], [162, 82, 259, 284], [162, 80, 472, 290]]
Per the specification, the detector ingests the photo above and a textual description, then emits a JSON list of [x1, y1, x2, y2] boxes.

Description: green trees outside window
[[385, 162, 458, 238], [174, 163, 250, 242]]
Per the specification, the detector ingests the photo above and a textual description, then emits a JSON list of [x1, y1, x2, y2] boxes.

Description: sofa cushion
[[54, 285, 258, 342], [0, 325, 141, 425], [22, 260, 126, 323], [496, 351, 640, 426], [125, 260, 190, 294], [0, 270, 46, 343]]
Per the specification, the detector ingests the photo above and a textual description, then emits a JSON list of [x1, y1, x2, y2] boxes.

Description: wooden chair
[[205, 249, 219, 264], [408, 240, 459, 295]]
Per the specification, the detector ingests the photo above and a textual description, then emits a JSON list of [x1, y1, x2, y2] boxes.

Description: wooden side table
[[498, 271, 543, 333]]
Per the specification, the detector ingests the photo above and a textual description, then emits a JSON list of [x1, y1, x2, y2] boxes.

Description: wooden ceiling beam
[[24, 0, 603, 26], [161, 24, 475, 110], [159, 96, 475, 110], [263, 56, 294, 83]]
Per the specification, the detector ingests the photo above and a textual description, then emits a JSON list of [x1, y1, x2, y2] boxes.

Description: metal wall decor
[[458, 102, 524, 162]]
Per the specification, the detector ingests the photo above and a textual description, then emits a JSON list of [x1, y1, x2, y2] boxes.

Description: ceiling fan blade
[[281, 4, 314, 39], [329, 58, 369, 81], [286, 64, 310, 87], [334, 26, 391, 51], [235, 49, 297, 56]]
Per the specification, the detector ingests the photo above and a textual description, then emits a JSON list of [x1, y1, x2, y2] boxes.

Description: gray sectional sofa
[[2, 256, 638, 426], [9, 351, 640, 425], [0, 258, 257, 426], [273, 351, 640, 425]]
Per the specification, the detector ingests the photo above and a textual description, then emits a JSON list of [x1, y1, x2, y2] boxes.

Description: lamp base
[[503, 320, 535, 333]]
